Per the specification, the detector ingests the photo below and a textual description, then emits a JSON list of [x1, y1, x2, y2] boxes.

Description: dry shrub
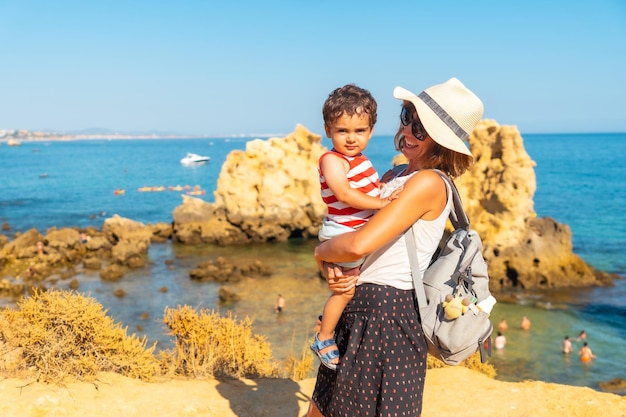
[[161, 305, 278, 379], [0, 289, 159, 382], [459, 351, 497, 378], [426, 351, 497, 378], [283, 339, 315, 381]]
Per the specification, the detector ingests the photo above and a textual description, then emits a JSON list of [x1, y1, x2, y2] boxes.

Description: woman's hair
[[394, 103, 473, 178], [323, 84, 378, 127]]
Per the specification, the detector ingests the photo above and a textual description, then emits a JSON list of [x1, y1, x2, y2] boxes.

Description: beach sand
[[1, 367, 624, 417]]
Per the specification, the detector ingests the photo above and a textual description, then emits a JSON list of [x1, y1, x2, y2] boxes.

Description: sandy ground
[[0, 367, 624, 417]]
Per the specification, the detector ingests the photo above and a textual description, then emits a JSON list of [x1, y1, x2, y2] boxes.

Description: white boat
[[180, 152, 210, 165]]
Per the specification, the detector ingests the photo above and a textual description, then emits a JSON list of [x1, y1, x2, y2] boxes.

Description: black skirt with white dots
[[312, 283, 427, 417]]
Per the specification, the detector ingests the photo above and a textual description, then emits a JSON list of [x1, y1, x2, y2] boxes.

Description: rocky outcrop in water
[[172, 124, 327, 244], [171, 121, 615, 291], [454, 120, 614, 291], [0, 121, 616, 296], [189, 257, 271, 283], [0, 217, 173, 299]]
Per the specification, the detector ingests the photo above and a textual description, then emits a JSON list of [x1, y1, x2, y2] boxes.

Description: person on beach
[[495, 331, 506, 349], [521, 316, 531, 330], [562, 336, 573, 354], [578, 342, 596, 363], [36, 240, 45, 256], [311, 84, 401, 370], [79, 232, 90, 244], [307, 77, 484, 417]]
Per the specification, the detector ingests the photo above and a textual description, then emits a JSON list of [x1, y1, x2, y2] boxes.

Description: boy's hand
[[380, 185, 404, 208], [324, 263, 359, 293]]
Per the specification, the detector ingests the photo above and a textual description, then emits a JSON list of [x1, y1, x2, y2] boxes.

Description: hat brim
[[393, 86, 473, 157]]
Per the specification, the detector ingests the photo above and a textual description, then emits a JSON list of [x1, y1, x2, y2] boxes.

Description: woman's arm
[[315, 170, 447, 264]]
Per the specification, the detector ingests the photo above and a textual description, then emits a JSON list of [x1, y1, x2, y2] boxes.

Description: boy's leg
[[318, 263, 358, 341], [315, 287, 355, 367], [318, 290, 353, 341]]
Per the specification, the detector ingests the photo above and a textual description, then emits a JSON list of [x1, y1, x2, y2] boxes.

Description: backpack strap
[[392, 165, 470, 229], [405, 228, 428, 311], [432, 169, 470, 230], [404, 169, 470, 310]]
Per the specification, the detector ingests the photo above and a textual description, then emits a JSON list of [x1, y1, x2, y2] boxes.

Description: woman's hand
[[321, 262, 359, 294]]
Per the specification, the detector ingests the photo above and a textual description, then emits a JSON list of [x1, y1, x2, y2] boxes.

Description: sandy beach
[[1, 367, 624, 417]]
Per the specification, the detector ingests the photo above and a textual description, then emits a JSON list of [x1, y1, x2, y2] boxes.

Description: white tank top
[[357, 171, 452, 290]]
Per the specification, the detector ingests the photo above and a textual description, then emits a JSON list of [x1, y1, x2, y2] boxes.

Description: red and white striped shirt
[[319, 150, 380, 229]]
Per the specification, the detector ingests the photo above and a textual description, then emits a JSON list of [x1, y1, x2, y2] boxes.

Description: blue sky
[[1, 0, 625, 136]]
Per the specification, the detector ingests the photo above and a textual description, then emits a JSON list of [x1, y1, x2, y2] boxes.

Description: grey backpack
[[405, 170, 495, 365]]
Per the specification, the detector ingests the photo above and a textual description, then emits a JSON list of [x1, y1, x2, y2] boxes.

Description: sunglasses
[[400, 106, 428, 141]]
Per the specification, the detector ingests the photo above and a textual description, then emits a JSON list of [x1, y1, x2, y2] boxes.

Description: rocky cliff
[[1, 121, 614, 294], [171, 121, 615, 291], [172, 124, 327, 245], [455, 120, 613, 291]]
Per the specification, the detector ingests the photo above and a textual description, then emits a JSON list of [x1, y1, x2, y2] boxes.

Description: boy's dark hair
[[322, 84, 377, 127]]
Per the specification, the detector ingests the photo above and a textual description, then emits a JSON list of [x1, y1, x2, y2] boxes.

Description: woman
[[307, 77, 484, 417]]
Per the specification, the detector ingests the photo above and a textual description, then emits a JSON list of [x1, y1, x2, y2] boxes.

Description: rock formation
[[172, 124, 327, 244], [0, 121, 616, 296], [455, 120, 614, 291], [0, 219, 173, 299], [171, 121, 615, 291]]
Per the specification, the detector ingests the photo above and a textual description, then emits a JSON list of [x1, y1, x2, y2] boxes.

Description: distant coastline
[[1, 132, 210, 143], [3, 129, 624, 145], [0, 128, 289, 143]]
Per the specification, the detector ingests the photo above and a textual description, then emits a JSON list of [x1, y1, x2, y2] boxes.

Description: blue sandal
[[310, 333, 340, 371]]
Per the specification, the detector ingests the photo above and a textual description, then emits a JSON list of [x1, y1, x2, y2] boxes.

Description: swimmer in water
[[562, 336, 573, 354], [578, 342, 596, 363], [275, 294, 285, 313]]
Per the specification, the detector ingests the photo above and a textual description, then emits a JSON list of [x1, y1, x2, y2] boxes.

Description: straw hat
[[393, 77, 483, 156]]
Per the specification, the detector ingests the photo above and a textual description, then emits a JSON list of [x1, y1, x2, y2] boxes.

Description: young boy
[[311, 84, 400, 370]]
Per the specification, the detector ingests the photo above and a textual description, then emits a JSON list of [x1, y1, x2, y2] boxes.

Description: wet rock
[[113, 288, 127, 297], [218, 286, 240, 303], [100, 264, 125, 281], [598, 378, 626, 395], [189, 257, 271, 283], [83, 257, 102, 270], [85, 236, 112, 251]]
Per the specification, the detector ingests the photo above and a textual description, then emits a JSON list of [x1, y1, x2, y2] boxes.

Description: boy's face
[[324, 112, 374, 157]]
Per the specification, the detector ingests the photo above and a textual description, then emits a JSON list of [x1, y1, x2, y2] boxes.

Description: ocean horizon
[[1, 131, 625, 393]]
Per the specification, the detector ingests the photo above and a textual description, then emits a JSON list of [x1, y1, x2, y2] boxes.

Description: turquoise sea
[[1, 132, 625, 393]]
